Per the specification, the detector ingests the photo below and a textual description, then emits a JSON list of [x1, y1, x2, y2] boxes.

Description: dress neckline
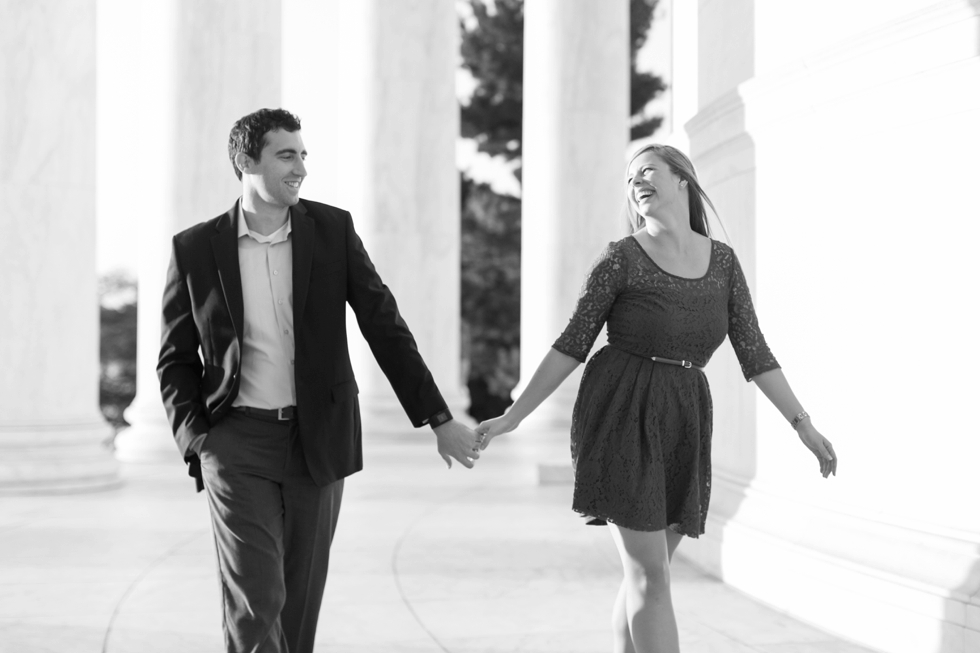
[[628, 236, 715, 281]]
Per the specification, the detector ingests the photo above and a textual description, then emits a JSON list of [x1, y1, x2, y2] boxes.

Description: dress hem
[[572, 507, 704, 539]]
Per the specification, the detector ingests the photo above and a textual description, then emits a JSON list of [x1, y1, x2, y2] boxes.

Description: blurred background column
[[112, 0, 282, 461], [0, 0, 120, 492], [520, 0, 630, 482], [282, 0, 466, 434], [662, 0, 697, 153], [671, 1, 980, 651]]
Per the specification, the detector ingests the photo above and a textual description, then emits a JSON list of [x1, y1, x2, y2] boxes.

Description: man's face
[[244, 129, 307, 208]]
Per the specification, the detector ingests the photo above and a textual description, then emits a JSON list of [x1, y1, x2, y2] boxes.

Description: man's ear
[[234, 152, 252, 176]]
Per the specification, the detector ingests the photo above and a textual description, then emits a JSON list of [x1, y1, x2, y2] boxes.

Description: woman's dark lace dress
[[552, 237, 779, 537]]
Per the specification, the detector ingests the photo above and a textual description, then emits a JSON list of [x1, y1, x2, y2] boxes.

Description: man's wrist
[[426, 409, 453, 429]]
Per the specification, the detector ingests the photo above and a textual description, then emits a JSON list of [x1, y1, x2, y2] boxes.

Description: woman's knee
[[625, 558, 670, 595], [611, 525, 673, 596]]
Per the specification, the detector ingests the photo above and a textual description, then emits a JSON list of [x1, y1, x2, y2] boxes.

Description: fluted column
[[520, 0, 630, 481], [663, 0, 698, 152], [282, 0, 466, 433], [112, 0, 281, 461], [677, 2, 980, 651], [0, 0, 120, 492]]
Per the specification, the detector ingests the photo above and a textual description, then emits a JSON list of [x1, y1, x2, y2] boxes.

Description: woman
[[475, 144, 837, 653]]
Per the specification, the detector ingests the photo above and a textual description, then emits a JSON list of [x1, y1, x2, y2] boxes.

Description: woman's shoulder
[[582, 237, 634, 279], [709, 237, 732, 253], [707, 239, 743, 283], [710, 238, 736, 263], [593, 236, 636, 261]]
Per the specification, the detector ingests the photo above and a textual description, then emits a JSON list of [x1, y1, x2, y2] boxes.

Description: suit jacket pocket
[[330, 379, 359, 403]]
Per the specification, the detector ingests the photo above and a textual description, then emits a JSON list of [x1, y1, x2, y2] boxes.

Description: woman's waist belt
[[609, 345, 705, 371]]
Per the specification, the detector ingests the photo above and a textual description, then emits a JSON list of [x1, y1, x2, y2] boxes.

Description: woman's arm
[[752, 368, 805, 422], [753, 368, 837, 478], [475, 348, 581, 446]]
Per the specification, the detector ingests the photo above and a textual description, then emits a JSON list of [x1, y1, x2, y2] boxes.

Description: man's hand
[[432, 419, 481, 469], [475, 411, 519, 451]]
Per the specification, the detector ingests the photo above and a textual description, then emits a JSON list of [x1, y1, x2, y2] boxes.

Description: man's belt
[[233, 406, 297, 422]]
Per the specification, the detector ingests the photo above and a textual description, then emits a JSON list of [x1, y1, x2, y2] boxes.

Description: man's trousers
[[200, 410, 344, 653]]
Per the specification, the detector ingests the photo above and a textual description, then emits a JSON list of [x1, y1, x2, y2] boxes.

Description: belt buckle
[[278, 407, 288, 421], [681, 360, 692, 369]]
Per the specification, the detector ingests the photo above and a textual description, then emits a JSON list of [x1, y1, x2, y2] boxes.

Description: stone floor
[[0, 427, 880, 653]]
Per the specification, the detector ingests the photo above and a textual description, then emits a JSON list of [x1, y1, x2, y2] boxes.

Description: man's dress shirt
[[232, 206, 297, 410], [186, 207, 298, 456]]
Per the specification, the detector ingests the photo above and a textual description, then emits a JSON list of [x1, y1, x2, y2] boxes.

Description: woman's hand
[[797, 422, 837, 478], [474, 412, 521, 451]]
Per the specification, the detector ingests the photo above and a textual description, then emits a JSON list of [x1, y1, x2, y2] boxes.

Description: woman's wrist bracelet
[[790, 411, 810, 430]]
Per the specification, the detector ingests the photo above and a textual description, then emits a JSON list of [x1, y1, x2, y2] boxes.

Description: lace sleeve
[[552, 242, 627, 363], [728, 249, 780, 380]]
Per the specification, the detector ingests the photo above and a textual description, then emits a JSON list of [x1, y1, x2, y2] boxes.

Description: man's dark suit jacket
[[157, 198, 448, 491]]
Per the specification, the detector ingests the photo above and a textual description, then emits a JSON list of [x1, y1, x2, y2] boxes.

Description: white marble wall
[[111, 0, 282, 460], [672, 2, 980, 650], [282, 0, 465, 430], [0, 0, 120, 491], [519, 0, 630, 477]]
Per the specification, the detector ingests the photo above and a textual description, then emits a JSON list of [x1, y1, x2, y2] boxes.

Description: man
[[158, 108, 481, 653]]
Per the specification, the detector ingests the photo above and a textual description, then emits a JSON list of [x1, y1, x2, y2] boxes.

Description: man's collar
[[237, 201, 292, 244]]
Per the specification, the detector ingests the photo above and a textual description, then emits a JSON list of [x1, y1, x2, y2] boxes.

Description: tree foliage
[[459, 179, 522, 420], [459, 0, 524, 163], [630, 0, 667, 140], [98, 272, 138, 429]]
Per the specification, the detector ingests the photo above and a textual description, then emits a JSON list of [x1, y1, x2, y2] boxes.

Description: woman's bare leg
[[611, 579, 636, 653], [608, 525, 682, 653], [611, 528, 683, 653], [611, 528, 682, 653]]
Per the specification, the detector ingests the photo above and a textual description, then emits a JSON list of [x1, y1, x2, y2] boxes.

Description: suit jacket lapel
[[211, 201, 245, 345], [291, 200, 314, 326]]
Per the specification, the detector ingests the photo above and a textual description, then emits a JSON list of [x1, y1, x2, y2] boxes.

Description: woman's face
[[626, 151, 685, 217]]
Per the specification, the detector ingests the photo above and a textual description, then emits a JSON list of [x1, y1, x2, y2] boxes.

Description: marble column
[[520, 0, 630, 481], [676, 2, 980, 651], [0, 0, 120, 492], [112, 0, 281, 461], [663, 0, 698, 152], [282, 0, 466, 433]]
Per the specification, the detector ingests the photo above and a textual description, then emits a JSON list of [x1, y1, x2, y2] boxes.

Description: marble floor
[[0, 427, 880, 653]]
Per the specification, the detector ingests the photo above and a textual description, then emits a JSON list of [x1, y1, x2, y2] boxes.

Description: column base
[[0, 419, 121, 494], [679, 471, 980, 653], [359, 383, 474, 436], [359, 391, 418, 437], [537, 461, 574, 485], [115, 399, 182, 463], [508, 414, 574, 486], [510, 388, 575, 486]]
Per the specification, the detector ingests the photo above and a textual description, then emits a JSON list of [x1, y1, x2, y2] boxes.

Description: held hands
[[474, 411, 520, 451], [797, 421, 837, 478], [432, 419, 482, 469]]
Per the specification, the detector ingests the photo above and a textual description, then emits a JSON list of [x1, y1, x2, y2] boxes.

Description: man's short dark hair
[[227, 108, 302, 180]]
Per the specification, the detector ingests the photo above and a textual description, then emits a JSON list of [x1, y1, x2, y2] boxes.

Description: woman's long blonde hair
[[624, 144, 719, 238]]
